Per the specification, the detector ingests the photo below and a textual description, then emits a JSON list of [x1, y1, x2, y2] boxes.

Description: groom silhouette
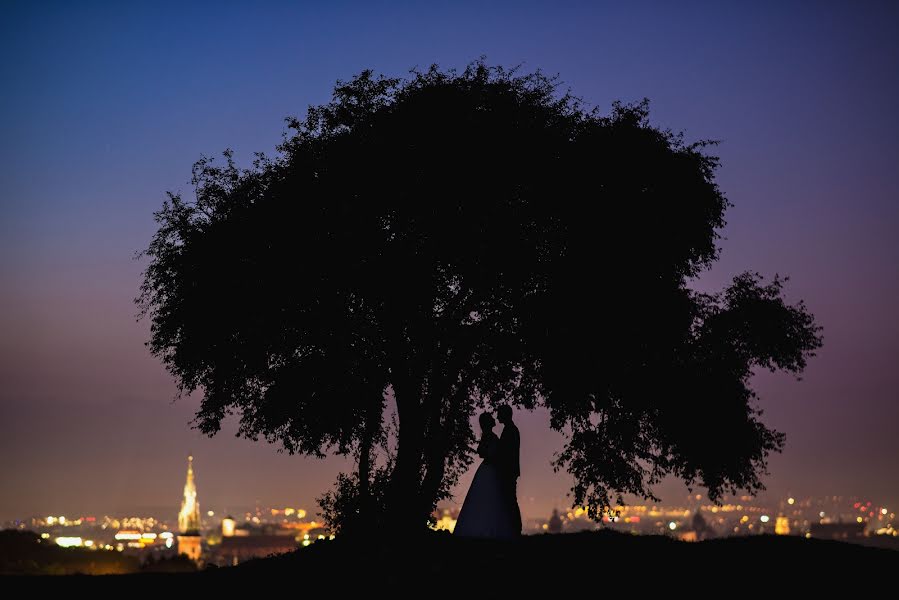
[[496, 405, 522, 535]]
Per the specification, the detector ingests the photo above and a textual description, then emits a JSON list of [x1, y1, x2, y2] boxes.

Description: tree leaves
[[137, 60, 822, 527]]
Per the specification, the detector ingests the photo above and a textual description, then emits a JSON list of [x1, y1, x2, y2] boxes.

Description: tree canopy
[[137, 61, 822, 533]]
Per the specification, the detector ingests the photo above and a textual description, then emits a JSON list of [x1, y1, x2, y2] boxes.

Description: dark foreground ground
[[9, 530, 899, 591]]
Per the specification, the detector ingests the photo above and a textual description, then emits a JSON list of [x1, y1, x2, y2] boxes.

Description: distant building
[[178, 455, 201, 534], [214, 534, 299, 566], [809, 521, 865, 541], [222, 516, 236, 538], [176, 455, 203, 563]]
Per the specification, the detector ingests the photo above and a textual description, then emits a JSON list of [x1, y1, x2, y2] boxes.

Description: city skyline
[[2, 2, 898, 522], [10, 454, 893, 541], [1, 421, 895, 524]]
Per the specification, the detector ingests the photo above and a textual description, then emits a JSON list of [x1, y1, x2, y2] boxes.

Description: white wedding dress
[[453, 432, 517, 539]]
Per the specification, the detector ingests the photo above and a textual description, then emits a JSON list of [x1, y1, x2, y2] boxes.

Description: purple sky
[[1, 1, 897, 522]]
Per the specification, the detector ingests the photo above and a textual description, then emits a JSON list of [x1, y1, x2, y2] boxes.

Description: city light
[[17, 479, 893, 566], [222, 517, 236, 537], [775, 517, 790, 535], [433, 512, 457, 533]]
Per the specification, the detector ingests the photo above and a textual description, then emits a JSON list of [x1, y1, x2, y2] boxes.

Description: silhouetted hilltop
[[11, 530, 897, 590], [231, 529, 899, 585]]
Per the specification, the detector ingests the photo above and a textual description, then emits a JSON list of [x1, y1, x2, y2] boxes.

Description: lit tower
[[177, 455, 203, 563]]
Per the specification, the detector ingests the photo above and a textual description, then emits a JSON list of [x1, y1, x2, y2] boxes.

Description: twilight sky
[[1, 1, 897, 522]]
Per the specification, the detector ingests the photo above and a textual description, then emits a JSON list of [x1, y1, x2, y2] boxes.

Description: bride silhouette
[[453, 412, 518, 539]]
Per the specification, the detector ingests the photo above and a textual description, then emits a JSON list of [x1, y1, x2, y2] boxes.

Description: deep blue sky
[[1, 1, 897, 521]]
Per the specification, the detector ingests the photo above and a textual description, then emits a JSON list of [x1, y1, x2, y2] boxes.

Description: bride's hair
[[478, 411, 495, 433]]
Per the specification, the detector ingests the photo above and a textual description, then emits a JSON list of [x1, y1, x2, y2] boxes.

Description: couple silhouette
[[453, 405, 522, 539]]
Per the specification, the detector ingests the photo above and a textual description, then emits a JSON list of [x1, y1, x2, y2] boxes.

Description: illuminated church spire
[[178, 455, 201, 534]]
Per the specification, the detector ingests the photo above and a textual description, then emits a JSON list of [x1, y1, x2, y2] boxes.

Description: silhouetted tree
[[691, 511, 713, 540], [137, 60, 821, 534], [548, 509, 563, 534]]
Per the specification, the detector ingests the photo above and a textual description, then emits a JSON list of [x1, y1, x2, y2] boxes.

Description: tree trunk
[[418, 381, 451, 520], [419, 442, 447, 519], [388, 381, 427, 535], [355, 398, 381, 530]]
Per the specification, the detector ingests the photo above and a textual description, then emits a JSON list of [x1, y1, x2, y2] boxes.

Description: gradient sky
[[1, 1, 897, 522]]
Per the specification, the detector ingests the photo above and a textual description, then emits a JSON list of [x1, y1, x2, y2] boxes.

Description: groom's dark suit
[[499, 421, 522, 535]]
